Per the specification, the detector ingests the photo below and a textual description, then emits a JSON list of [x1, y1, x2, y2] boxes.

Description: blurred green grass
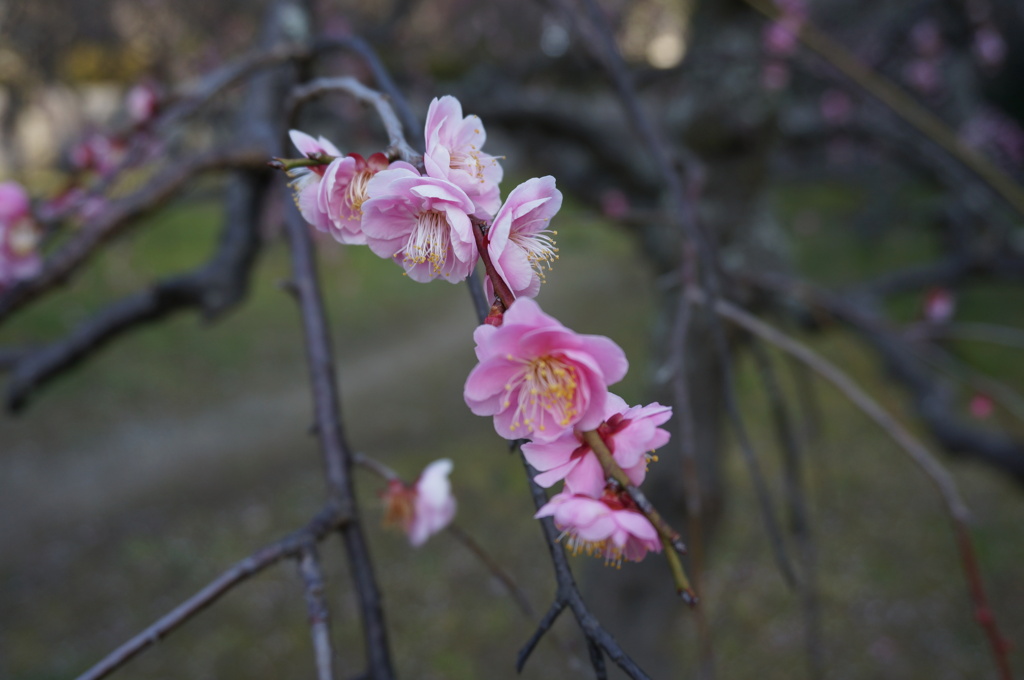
[[1, 179, 1022, 679]]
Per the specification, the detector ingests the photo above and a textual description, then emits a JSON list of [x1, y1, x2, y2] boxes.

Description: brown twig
[[288, 77, 421, 166]]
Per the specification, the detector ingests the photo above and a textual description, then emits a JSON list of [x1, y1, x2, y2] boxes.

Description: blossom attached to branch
[[522, 393, 671, 497], [423, 95, 503, 218], [381, 459, 457, 546], [318, 153, 412, 245], [361, 167, 479, 282], [464, 298, 628, 442], [287, 130, 342, 233], [486, 176, 562, 300], [535, 488, 662, 566]]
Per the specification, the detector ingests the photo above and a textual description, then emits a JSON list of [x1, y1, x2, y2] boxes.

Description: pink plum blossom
[[522, 393, 671, 497], [126, 82, 161, 125], [0, 182, 41, 288], [316, 152, 408, 245], [287, 129, 342, 233], [360, 166, 479, 282], [423, 95, 503, 218], [969, 393, 994, 420], [486, 176, 562, 300], [535, 489, 662, 565], [464, 297, 628, 442], [763, 17, 802, 58], [973, 25, 1006, 69], [923, 287, 955, 323], [381, 459, 457, 547]]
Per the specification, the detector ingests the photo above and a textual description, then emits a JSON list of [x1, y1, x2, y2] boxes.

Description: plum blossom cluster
[[0, 182, 41, 290], [287, 95, 561, 295], [464, 298, 672, 566], [285, 95, 672, 566]]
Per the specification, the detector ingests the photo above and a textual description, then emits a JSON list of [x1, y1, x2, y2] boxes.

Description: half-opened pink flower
[[522, 393, 671, 496], [423, 95, 503, 217], [486, 176, 562, 300], [361, 166, 478, 282], [0, 182, 41, 288], [287, 129, 341, 233], [464, 298, 628, 442], [317, 153, 410, 244], [381, 458, 457, 547], [535, 489, 662, 565]]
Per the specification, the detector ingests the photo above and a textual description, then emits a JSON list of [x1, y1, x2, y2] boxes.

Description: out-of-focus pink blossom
[[910, 19, 943, 58], [973, 24, 1006, 69], [486, 176, 562, 300], [969, 393, 994, 420], [0, 182, 41, 288], [522, 393, 671, 496], [361, 166, 478, 282], [904, 58, 941, 95], [761, 61, 790, 91], [317, 152, 406, 244], [423, 96, 503, 218], [763, 17, 802, 58], [923, 287, 955, 323], [464, 297, 628, 442], [820, 88, 853, 125], [535, 489, 662, 565], [381, 459, 457, 547], [70, 134, 126, 177], [126, 82, 161, 125], [287, 129, 342, 233]]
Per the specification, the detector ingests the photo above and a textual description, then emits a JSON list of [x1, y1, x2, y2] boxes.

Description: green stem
[[268, 154, 337, 172]]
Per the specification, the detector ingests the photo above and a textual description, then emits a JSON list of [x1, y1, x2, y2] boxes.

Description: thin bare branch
[[75, 507, 345, 680], [520, 457, 652, 680], [298, 543, 338, 680], [687, 287, 1014, 680], [0, 145, 267, 327], [283, 199, 395, 679], [288, 77, 420, 165]]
